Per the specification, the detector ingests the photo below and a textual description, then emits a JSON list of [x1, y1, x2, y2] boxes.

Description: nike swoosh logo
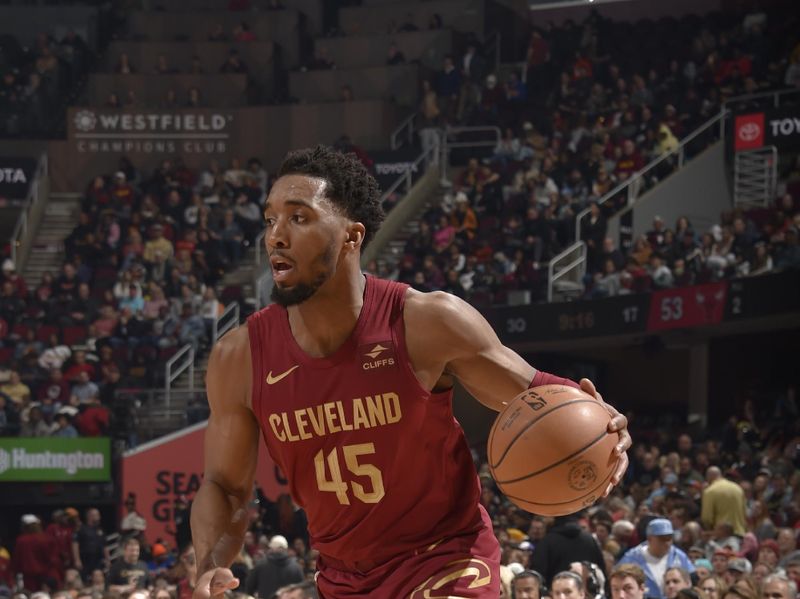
[[266, 365, 300, 385]]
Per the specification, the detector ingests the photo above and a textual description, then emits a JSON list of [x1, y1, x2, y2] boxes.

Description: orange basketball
[[487, 384, 618, 517]]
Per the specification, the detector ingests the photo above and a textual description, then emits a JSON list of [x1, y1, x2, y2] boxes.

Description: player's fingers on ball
[[611, 453, 630, 484], [603, 482, 614, 498], [616, 427, 632, 454], [579, 378, 597, 397]]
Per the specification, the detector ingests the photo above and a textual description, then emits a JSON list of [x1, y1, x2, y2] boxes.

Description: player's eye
[[264, 216, 276, 227], [291, 214, 306, 223]]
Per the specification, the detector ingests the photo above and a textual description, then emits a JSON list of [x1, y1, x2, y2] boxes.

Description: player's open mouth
[[270, 257, 294, 281]]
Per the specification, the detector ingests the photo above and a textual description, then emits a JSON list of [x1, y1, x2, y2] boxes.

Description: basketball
[[487, 385, 618, 517]]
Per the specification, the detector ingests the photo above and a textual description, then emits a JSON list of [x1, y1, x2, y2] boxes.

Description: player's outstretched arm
[[191, 326, 259, 598], [404, 290, 630, 493]]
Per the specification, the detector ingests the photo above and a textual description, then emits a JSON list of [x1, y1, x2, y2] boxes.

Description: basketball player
[[191, 146, 631, 598]]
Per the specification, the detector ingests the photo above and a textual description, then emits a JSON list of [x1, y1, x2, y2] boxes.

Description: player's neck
[[286, 267, 367, 358]]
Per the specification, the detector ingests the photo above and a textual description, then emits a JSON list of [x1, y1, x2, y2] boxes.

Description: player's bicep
[[203, 330, 259, 499], [415, 292, 535, 410]]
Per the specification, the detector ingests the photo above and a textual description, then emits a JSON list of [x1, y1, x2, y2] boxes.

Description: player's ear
[[345, 223, 365, 249]]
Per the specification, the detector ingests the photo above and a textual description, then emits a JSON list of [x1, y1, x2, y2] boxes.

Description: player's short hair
[[611, 564, 646, 586], [277, 144, 384, 249]]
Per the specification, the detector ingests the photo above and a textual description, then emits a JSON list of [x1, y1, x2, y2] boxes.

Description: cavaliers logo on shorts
[[358, 341, 397, 371], [408, 557, 493, 599]]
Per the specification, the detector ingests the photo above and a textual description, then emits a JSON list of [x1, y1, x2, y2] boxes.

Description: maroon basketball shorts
[[315, 508, 500, 598]]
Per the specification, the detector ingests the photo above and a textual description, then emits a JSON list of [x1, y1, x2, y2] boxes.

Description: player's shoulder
[[208, 324, 251, 373], [403, 288, 482, 339], [403, 287, 469, 323]]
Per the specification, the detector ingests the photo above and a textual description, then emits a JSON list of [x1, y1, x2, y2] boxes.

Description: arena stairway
[[21, 193, 83, 290]]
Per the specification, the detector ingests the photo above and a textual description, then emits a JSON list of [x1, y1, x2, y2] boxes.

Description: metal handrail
[[164, 343, 194, 407], [723, 87, 800, 110], [390, 112, 418, 150], [440, 125, 503, 185], [574, 110, 726, 243], [212, 301, 240, 344], [10, 153, 48, 269], [547, 241, 587, 303]]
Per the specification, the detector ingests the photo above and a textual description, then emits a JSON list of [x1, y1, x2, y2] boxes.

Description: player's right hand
[[193, 567, 240, 599]]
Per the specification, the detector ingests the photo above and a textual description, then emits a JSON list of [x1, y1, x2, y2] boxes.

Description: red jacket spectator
[[74, 401, 110, 436], [615, 140, 644, 179], [11, 517, 61, 591], [45, 512, 75, 571], [63, 351, 96, 383], [37, 371, 71, 405]]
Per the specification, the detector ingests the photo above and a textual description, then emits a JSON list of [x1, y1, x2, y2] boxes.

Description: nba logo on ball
[[734, 113, 764, 151]]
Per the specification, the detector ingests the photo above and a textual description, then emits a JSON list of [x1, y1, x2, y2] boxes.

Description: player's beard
[[270, 244, 336, 307]]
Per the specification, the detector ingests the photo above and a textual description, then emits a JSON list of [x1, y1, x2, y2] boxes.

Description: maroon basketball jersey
[[247, 276, 485, 569]]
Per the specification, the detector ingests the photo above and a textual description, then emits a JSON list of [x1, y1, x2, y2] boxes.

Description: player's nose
[[266, 219, 289, 249]]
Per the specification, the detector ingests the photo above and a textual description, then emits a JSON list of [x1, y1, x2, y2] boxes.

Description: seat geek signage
[[69, 108, 233, 155], [0, 157, 37, 200], [734, 109, 800, 152], [0, 437, 110, 482]]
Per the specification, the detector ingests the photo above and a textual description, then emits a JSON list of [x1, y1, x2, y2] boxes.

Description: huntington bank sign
[[0, 438, 110, 482], [70, 109, 233, 155]]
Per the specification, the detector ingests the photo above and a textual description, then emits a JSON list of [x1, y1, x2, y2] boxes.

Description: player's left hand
[[579, 378, 631, 497]]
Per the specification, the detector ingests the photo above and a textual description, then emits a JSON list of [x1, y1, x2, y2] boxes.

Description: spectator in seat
[[160, 89, 178, 109], [74, 395, 109, 436], [220, 49, 248, 74], [234, 193, 262, 241], [177, 303, 207, 355], [37, 368, 70, 406], [233, 22, 256, 42], [593, 259, 622, 298], [0, 281, 25, 327], [71, 371, 99, 405], [108, 537, 149, 594], [110, 171, 135, 215], [339, 84, 354, 102], [1, 259, 27, 297], [664, 567, 692, 599], [1, 370, 30, 406], [386, 42, 405, 65], [189, 55, 204, 74], [615, 140, 644, 181], [208, 23, 228, 41], [115, 53, 135, 74], [452, 194, 478, 242], [52, 406, 79, 438], [649, 253, 674, 289], [20, 404, 52, 437], [218, 209, 245, 263], [144, 223, 174, 264], [186, 87, 202, 107], [154, 54, 177, 75], [672, 259, 694, 287]]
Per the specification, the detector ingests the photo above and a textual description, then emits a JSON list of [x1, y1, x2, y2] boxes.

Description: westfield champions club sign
[[69, 108, 234, 155]]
